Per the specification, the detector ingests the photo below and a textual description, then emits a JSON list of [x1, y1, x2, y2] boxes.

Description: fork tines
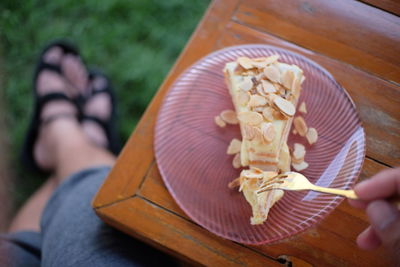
[[256, 174, 288, 194]]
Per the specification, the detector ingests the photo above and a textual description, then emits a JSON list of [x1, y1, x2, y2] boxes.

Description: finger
[[367, 200, 400, 261], [356, 226, 381, 250], [355, 168, 400, 201], [348, 198, 368, 209]]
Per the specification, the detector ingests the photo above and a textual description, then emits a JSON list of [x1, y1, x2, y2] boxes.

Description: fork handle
[[311, 186, 358, 199], [311, 186, 400, 208]]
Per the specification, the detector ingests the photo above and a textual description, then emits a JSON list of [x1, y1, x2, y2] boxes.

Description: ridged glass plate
[[154, 45, 365, 245]]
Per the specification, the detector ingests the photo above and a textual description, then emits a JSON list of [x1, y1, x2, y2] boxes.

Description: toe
[[43, 46, 63, 65], [85, 94, 111, 120], [62, 54, 89, 95], [37, 70, 71, 96]]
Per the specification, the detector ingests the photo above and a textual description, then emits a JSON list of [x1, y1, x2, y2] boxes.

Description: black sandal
[[82, 69, 121, 155], [21, 40, 84, 174]]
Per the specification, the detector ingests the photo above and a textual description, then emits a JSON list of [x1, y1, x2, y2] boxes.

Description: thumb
[[367, 200, 400, 262]]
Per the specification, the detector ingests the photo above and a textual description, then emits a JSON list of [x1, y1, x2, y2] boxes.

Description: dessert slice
[[224, 55, 305, 224]]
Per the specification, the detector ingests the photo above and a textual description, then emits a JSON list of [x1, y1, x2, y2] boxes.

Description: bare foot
[[33, 47, 83, 170]]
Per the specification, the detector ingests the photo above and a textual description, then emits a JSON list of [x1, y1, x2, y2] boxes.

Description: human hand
[[349, 168, 400, 262]]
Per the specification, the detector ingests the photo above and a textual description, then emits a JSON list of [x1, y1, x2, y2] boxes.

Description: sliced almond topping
[[248, 95, 267, 107], [282, 70, 295, 90], [227, 138, 242, 155], [291, 76, 301, 92], [252, 57, 267, 62], [261, 80, 276, 93], [243, 124, 255, 140], [237, 91, 250, 106], [292, 161, 309, 172], [214, 116, 226, 128], [232, 153, 241, 169], [261, 122, 275, 143], [264, 55, 280, 65], [220, 109, 239, 124], [294, 116, 308, 136], [228, 177, 241, 189], [292, 129, 298, 135], [239, 76, 253, 91], [252, 106, 265, 113], [292, 143, 306, 160], [299, 101, 307, 114], [237, 57, 254, 69], [273, 109, 287, 120], [274, 96, 296, 116], [262, 107, 274, 121], [306, 127, 318, 145], [252, 60, 269, 69], [264, 65, 280, 83], [255, 72, 265, 81], [256, 84, 267, 96], [238, 111, 263, 125]]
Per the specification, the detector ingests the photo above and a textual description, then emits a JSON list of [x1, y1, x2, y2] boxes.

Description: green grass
[[0, 0, 210, 209]]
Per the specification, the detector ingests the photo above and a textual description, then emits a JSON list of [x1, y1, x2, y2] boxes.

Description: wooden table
[[93, 1, 400, 266]]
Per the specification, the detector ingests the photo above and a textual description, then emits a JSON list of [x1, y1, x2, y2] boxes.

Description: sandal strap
[[36, 92, 81, 123]]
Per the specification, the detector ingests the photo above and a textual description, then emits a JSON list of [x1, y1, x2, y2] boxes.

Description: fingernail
[[367, 200, 399, 231]]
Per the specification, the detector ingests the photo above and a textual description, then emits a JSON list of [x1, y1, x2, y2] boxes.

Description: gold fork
[[257, 172, 357, 199], [257, 172, 400, 208]]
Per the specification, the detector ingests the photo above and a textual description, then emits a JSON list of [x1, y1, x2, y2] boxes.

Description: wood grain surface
[[93, 0, 399, 266]]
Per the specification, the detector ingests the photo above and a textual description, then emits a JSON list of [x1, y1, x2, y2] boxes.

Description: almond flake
[[255, 73, 265, 81], [243, 124, 255, 140], [274, 96, 296, 116], [273, 109, 287, 120], [238, 111, 263, 125], [261, 122, 275, 143], [262, 107, 274, 121], [239, 76, 253, 91], [292, 129, 298, 135], [294, 116, 308, 136], [261, 80, 276, 93], [214, 116, 226, 128], [282, 70, 295, 90], [264, 55, 280, 65], [227, 138, 242, 155], [237, 91, 250, 106], [256, 84, 267, 96], [237, 57, 254, 69], [299, 102, 307, 114], [252, 60, 269, 69], [264, 65, 280, 83], [292, 76, 301, 92], [292, 161, 309, 171], [220, 109, 239, 124], [306, 127, 318, 145], [252, 106, 264, 112], [228, 177, 241, 189], [249, 95, 267, 107], [292, 143, 306, 160], [232, 153, 241, 169]]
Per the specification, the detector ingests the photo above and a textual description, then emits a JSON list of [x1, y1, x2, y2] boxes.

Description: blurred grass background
[[0, 0, 210, 213]]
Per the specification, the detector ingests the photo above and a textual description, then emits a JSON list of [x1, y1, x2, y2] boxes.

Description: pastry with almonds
[[224, 55, 305, 224]]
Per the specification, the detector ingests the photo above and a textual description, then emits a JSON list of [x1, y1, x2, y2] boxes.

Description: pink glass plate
[[154, 45, 365, 245]]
